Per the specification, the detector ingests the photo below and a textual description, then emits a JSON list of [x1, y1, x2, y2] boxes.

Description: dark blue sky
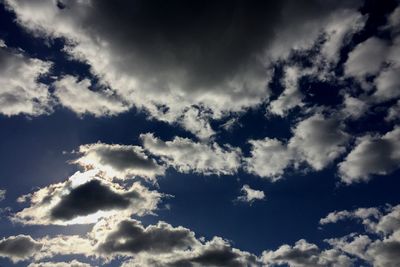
[[0, 1, 399, 266]]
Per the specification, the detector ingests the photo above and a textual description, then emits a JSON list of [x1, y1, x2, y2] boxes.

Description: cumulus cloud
[[320, 207, 381, 227], [322, 204, 400, 267], [338, 126, 400, 184], [0, 189, 5, 201], [236, 185, 265, 204], [28, 260, 94, 267], [0, 235, 42, 263], [4, 0, 365, 137], [74, 142, 165, 180], [141, 133, 241, 176], [0, 42, 52, 116], [54, 75, 129, 117], [12, 170, 162, 225], [97, 219, 198, 256], [261, 239, 353, 267], [245, 114, 349, 180]]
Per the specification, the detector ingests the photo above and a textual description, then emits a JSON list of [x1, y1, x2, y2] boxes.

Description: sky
[[0, 0, 400, 266]]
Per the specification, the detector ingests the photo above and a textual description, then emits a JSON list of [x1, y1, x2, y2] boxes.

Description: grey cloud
[[0, 235, 42, 262], [141, 133, 241, 176], [50, 180, 131, 220], [97, 219, 198, 255]]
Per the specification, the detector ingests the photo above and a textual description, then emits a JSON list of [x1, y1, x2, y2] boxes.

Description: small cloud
[[0, 189, 6, 201], [236, 185, 265, 204]]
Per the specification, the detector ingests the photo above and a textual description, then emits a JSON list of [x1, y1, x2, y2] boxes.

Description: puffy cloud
[[236, 185, 265, 204], [344, 37, 388, 80], [54, 75, 129, 117], [373, 66, 400, 102], [120, 236, 259, 267], [319, 207, 381, 228], [74, 143, 165, 180], [12, 170, 162, 225], [340, 94, 368, 120], [4, 0, 364, 137], [261, 239, 353, 267], [245, 137, 293, 181], [245, 114, 349, 180], [97, 219, 199, 256], [27, 260, 94, 267], [386, 100, 400, 121], [322, 204, 400, 267], [0, 43, 52, 116], [141, 133, 241, 176], [0, 235, 42, 263], [267, 66, 304, 117], [338, 126, 400, 184], [289, 114, 350, 171]]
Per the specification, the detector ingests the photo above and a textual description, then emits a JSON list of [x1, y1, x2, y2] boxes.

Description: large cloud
[[338, 126, 400, 184], [12, 170, 162, 225], [141, 133, 241, 176], [74, 142, 165, 180], [4, 0, 364, 137], [0, 41, 52, 116]]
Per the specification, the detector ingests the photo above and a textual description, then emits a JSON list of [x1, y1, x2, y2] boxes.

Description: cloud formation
[[141, 133, 241, 176], [0, 235, 42, 263], [13, 170, 162, 225], [0, 42, 52, 116]]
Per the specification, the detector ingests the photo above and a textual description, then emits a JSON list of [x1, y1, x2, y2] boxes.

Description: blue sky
[[0, 0, 400, 266]]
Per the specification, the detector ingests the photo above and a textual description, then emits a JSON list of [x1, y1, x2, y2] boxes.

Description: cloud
[[27, 260, 94, 267], [0, 42, 52, 116], [245, 114, 349, 180], [319, 207, 381, 227], [322, 204, 400, 267], [236, 185, 265, 204], [97, 219, 198, 256], [338, 126, 400, 184], [54, 75, 129, 117], [261, 239, 353, 267], [141, 133, 241, 176], [13, 170, 162, 225], [4, 0, 364, 137], [267, 66, 304, 117], [74, 142, 165, 180], [0, 235, 42, 263]]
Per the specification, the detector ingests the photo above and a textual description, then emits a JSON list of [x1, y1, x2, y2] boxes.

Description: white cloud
[[27, 260, 94, 267], [74, 142, 165, 181], [245, 114, 349, 180], [141, 133, 241, 176], [54, 75, 129, 117], [12, 170, 162, 225], [267, 66, 304, 117], [338, 126, 400, 184], [261, 239, 353, 267], [340, 94, 368, 120], [0, 189, 5, 201], [236, 185, 265, 204], [245, 137, 293, 181], [0, 45, 52, 116]]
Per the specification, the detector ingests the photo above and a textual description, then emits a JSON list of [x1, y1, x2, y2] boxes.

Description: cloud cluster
[[236, 185, 265, 204], [0, 235, 42, 263]]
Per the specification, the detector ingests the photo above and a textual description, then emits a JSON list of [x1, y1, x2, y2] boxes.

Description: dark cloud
[[98, 219, 197, 255], [50, 180, 132, 220], [0, 235, 42, 262]]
